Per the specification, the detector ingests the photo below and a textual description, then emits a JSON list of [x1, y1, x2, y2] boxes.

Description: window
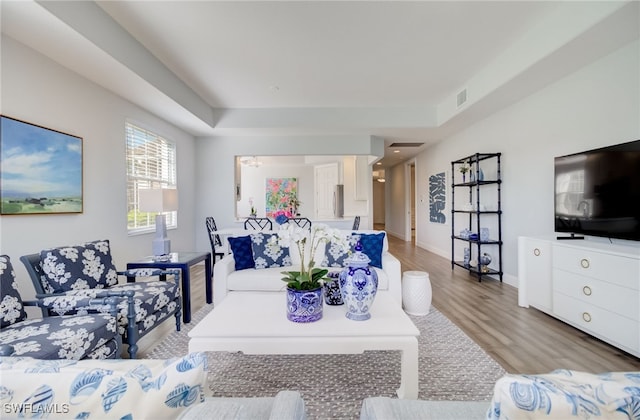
[[126, 122, 177, 234]]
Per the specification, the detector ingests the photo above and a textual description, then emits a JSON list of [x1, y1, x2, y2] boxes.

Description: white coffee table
[[188, 291, 420, 399]]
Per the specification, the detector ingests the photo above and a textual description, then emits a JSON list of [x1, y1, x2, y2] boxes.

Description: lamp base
[[152, 238, 171, 256], [152, 214, 171, 256]]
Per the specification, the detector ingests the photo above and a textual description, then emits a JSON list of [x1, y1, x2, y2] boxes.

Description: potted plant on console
[[278, 223, 347, 323]]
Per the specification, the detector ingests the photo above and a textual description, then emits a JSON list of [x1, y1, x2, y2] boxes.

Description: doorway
[[404, 160, 416, 243]]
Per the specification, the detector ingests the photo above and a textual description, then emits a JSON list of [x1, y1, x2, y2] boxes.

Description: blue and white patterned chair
[[0, 255, 122, 360], [20, 240, 182, 359]]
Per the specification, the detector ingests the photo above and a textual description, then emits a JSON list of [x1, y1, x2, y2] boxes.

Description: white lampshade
[[139, 189, 178, 213]]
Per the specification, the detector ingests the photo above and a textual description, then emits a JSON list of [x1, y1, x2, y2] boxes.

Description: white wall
[[413, 39, 640, 287], [0, 36, 198, 298]]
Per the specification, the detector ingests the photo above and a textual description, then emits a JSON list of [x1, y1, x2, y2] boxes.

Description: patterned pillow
[[0, 255, 27, 328], [250, 233, 292, 269], [228, 236, 255, 270], [0, 353, 208, 419], [321, 235, 357, 268], [488, 370, 640, 419], [356, 232, 385, 269], [40, 240, 118, 293]]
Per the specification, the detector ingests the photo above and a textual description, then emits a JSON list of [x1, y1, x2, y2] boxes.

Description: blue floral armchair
[[20, 240, 182, 359], [0, 255, 122, 359]]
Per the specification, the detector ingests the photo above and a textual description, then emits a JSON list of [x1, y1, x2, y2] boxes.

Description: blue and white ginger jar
[[338, 242, 378, 321]]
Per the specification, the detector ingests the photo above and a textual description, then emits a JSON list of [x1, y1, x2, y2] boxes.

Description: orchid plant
[[277, 223, 349, 291], [459, 160, 470, 175]]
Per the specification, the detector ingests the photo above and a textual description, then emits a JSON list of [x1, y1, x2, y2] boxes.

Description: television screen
[[554, 139, 640, 241]]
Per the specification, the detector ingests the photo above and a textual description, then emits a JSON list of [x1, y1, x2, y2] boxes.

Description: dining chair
[[205, 217, 226, 266], [244, 217, 273, 230], [288, 217, 312, 230], [352, 216, 361, 230]]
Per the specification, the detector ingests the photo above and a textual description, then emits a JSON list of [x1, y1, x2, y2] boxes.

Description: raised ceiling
[[2, 1, 638, 168]]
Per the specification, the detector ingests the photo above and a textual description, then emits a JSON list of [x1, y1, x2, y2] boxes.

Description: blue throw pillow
[[228, 236, 255, 270], [250, 233, 292, 269], [355, 232, 385, 269]]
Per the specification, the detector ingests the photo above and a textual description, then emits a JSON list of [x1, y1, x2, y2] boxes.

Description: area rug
[[147, 304, 505, 420]]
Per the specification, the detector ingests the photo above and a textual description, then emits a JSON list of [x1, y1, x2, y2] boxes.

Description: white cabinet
[[518, 237, 640, 357], [354, 156, 369, 201], [518, 237, 552, 312]]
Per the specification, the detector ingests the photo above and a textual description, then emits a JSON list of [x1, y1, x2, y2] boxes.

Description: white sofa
[[213, 229, 402, 307]]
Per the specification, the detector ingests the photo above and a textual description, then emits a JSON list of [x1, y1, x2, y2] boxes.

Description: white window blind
[[126, 122, 177, 234]]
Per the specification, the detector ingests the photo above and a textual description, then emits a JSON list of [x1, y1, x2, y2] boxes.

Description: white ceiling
[[2, 1, 638, 168]]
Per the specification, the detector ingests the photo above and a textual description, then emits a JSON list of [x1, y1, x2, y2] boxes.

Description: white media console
[[518, 235, 640, 357]]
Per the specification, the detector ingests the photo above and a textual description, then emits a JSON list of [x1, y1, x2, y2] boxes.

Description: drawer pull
[[580, 258, 590, 269], [533, 248, 541, 257], [582, 286, 592, 296], [582, 312, 592, 323]]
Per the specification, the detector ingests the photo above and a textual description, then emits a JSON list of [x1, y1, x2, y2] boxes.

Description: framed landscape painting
[[0, 116, 83, 215]]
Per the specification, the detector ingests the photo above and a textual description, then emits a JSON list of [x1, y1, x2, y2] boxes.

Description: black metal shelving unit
[[451, 153, 503, 282]]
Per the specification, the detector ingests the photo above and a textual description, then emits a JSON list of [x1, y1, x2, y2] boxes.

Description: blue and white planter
[[323, 272, 343, 305], [286, 286, 323, 323], [339, 242, 378, 321]]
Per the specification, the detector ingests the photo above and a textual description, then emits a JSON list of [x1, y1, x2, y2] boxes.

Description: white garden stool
[[402, 271, 432, 316]]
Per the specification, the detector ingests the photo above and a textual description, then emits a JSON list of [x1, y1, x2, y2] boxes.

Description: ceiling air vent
[[457, 88, 467, 108], [388, 142, 424, 148]]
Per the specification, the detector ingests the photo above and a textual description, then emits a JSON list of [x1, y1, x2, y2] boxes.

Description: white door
[[315, 163, 339, 219]]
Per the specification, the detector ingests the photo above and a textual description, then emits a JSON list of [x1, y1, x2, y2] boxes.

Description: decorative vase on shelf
[[479, 253, 492, 273], [286, 286, 323, 323], [323, 272, 343, 305], [463, 247, 470, 267], [339, 242, 378, 321]]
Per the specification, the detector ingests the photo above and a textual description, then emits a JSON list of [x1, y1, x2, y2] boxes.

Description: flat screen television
[[554, 139, 640, 241]]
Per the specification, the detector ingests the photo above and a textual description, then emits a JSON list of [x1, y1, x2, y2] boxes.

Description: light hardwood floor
[[141, 235, 640, 373]]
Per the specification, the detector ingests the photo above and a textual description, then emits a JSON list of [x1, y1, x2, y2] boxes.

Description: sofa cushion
[[40, 239, 119, 293], [228, 236, 256, 270], [361, 397, 490, 420], [179, 390, 307, 420], [108, 280, 181, 325], [227, 264, 389, 293], [0, 255, 27, 327], [227, 266, 289, 292], [39, 280, 180, 335], [250, 233, 292, 269], [0, 353, 208, 419], [0, 313, 118, 359]]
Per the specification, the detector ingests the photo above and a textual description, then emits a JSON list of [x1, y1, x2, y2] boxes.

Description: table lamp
[[139, 188, 178, 256]]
